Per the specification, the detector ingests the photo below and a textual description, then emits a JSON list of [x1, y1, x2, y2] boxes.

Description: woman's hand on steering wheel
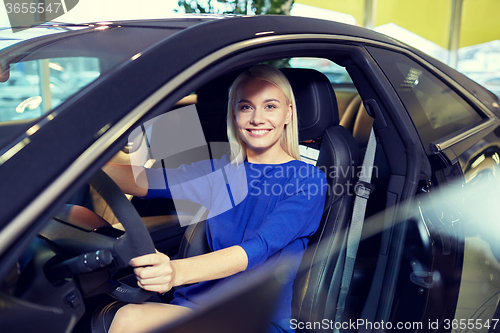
[[130, 250, 177, 294], [88, 169, 156, 303]]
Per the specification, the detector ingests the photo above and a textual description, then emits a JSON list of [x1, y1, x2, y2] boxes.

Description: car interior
[[1, 47, 428, 333], [82, 57, 404, 332]]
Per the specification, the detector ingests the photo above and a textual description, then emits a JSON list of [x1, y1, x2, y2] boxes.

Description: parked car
[[0, 15, 500, 333]]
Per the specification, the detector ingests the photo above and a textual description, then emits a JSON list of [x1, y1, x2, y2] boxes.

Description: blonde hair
[[226, 64, 300, 164]]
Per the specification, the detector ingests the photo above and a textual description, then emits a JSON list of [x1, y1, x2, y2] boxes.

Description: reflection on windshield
[[0, 57, 100, 122]]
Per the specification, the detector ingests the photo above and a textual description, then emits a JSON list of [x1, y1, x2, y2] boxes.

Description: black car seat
[[278, 68, 360, 331]]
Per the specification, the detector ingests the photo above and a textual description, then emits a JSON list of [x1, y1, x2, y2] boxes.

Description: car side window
[[288, 57, 353, 84], [286, 57, 354, 164], [0, 57, 100, 122], [367, 46, 484, 154]]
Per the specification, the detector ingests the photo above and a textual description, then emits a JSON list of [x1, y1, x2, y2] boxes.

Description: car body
[[0, 15, 500, 333]]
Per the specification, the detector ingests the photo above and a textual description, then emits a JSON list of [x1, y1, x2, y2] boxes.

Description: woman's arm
[[102, 163, 149, 198], [129, 246, 248, 293]]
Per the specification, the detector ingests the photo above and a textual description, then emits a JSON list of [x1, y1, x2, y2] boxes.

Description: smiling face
[[233, 77, 292, 163]]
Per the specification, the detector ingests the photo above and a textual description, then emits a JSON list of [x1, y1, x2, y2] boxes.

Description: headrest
[[280, 68, 339, 142]]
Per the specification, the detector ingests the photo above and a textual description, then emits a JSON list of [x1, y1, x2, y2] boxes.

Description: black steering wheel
[[88, 169, 155, 303]]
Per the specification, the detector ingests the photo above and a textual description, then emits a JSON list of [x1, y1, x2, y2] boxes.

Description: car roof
[[112, 15, 408, 48], [2, 15, 406, 55]]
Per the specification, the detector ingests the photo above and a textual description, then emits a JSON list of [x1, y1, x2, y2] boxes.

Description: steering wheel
[[88, 169, 155, 303]]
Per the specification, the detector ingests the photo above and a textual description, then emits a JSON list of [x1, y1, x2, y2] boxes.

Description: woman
[[106, 64, 327, 333]]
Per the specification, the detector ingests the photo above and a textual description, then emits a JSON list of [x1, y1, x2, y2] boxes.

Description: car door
[[368, 44, 500, 332]]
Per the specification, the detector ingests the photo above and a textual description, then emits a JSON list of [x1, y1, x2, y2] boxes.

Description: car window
[[367, 46, 484, 154], [0, 26, 178, 126], [0, 57, 100, 122], [289, 57, 353, 84], [285, 57, 354, 163]]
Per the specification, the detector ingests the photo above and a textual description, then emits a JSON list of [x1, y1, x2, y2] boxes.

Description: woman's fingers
[[136, 274, 172, 285], [136, 268, 174, 293], [134, 264, 173, 280], [129, 251, 176, 293], [136, 280, 173, 293], [129, 252, 165, 267]]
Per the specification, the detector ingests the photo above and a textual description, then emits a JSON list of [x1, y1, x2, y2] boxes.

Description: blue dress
[[145, 155, 327, 332]]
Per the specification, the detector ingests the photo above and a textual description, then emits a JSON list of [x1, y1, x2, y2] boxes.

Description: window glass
[[284, 57, 352, 160], [0, 57, 100, 122], [0, 26, 178, 127], [289, 57, 352, 84], [368, 46, 484, 153]]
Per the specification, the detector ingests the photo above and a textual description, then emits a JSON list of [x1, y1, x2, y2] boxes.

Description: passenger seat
[[338, 94, 374, 148]]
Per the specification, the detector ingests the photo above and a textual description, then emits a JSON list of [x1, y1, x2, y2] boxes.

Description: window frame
[[366, 45, 500, 155]]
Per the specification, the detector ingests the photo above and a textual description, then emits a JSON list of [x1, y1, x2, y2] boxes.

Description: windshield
[[0, 25, 178, 124]]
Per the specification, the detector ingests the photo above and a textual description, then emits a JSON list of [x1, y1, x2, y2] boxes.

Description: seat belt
[[334, 128, 377, 330]]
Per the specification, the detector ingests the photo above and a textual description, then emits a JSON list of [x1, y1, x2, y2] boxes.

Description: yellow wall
[[461, 0, 500, 47], [297, 0, 500, 49], [376, 0, 452, 49], [296, 0, 365, 26]]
